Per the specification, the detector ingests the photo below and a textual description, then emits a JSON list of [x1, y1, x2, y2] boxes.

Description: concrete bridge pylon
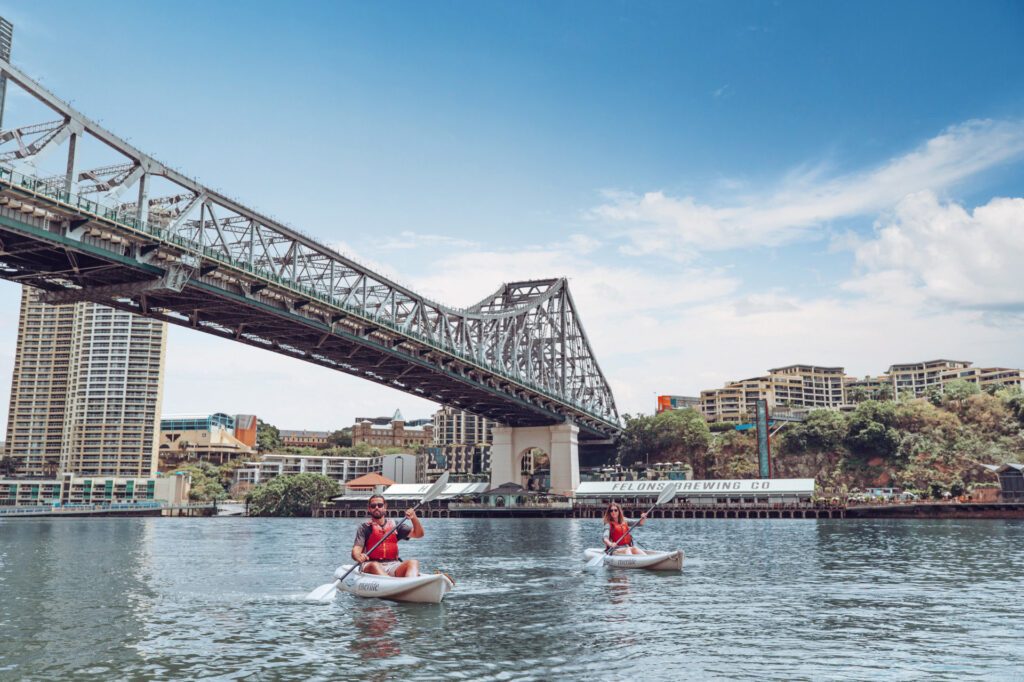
[[490, 422, 580, 496]]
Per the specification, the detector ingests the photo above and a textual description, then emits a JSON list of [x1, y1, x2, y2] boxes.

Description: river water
[[1, 517, 1022, 680]]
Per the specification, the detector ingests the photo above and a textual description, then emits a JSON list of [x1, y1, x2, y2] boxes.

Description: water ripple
[[1, 517, 1022, 680]]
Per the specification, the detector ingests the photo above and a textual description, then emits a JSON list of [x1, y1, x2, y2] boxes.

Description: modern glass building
[[161, 413, 236, 433]]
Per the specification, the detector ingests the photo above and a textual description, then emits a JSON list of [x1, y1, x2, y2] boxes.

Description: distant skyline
[[0, 1, 1022, 432]]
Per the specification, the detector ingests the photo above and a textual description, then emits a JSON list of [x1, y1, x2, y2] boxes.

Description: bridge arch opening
[[490, 423, 579, 496], [517, 447, 550, 492]]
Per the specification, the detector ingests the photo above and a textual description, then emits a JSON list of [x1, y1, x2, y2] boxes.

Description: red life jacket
[[609, 520, 633, 546], [366, 519, 400, 561]]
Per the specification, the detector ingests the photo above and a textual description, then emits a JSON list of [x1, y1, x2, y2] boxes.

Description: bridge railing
[[0, 164, 618, 428]]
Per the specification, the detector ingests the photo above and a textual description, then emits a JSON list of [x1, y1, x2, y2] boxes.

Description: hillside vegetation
[[617, 382, 1024, 496]]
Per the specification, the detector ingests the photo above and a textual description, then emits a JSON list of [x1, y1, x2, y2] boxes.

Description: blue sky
[[0, 1, 1022, 431]]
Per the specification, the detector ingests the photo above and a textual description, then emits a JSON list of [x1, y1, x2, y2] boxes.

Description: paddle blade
[[656, 482, 679, 505], [420, 471, 451, 504], [306, 579, 340, 603], [585, 552, 606, 570]]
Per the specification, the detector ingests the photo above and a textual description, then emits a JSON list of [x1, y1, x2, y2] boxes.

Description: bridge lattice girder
[[0, 58, 621, 438]]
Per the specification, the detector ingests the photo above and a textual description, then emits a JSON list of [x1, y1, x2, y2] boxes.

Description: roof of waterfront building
[[279, 429, 330, 438], [368, 422, 431, 431], [345, 473, 395, 489], [887, 359, 972, 371]]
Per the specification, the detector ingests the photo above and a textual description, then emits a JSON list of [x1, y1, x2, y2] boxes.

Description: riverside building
[[351, 410, 433, 449], [0, 472, 189, 507], [279, 429, 330, 448], [695, 358, 1024, 423], [159, 413, 256, 465], [233, 452, 417, 488], [0, 288, 184, 509], [3, 286, 166, 477], [700, 365, 849, 423], [886, 360, 973, 397], [430, 406, 494, 478]]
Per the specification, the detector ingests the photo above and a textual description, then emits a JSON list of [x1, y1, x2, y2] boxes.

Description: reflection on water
[[352, 605, 401, 659], [1, 517, 1022, 680]]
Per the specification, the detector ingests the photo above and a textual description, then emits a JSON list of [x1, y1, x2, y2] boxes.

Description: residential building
[[768, 365, 847, 409], [845, 375, 890, 401], [0, 472, 190, 507], [3, 286, 166, 478], [279, 430, 331, 448], [234, 453, 386, 487], [938, 366, 1024, 392], [700, 376, 776, 423], [351, 410, 433, 449], [696, 358, 1024, 422], [3, 287, 77, 476], [159, 413, 256, 465], [700, 365, 850, 423], [887, 359, 973, 397], [431, 406, 494, 477]]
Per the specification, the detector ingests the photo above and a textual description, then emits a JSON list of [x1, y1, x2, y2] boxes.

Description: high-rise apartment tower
[[4, 287, 167, 477]]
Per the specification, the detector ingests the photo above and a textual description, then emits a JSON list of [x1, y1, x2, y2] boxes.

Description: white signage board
[[574, 478, 815, 497]]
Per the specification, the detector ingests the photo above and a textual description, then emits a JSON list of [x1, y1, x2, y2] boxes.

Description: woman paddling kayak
[[602, 503, 648, 555]]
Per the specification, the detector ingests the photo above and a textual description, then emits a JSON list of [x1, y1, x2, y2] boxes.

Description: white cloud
[[378, 231, 480, 251], [847, 191, 1024, 309], [399, 240, 1024, 417], [593, 119, 1024, 260], [606, 291, 1024, 415]]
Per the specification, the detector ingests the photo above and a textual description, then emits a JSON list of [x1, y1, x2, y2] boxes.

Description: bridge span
[[0, 55, 620, 493]]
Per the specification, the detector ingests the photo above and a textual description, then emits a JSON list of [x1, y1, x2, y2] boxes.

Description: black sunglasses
[[368, 502, 386, 508]]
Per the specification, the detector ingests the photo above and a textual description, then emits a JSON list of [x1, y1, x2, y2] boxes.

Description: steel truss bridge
[[0, 56, 621, 441]]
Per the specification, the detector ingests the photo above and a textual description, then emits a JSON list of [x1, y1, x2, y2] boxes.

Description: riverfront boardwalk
[[0, 502, 218, 518], [314, 500, 846, 520], [313, 498, 1024, 520]]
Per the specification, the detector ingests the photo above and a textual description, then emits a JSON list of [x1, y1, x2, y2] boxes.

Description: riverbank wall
[[846, 502, 1024, 519], [314, 500, 1024, 520]]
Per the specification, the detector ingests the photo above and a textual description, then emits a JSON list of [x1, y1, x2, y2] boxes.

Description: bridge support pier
[[490, 422, 579, 497]]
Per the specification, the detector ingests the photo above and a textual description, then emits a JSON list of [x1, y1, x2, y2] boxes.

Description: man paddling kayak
[[352, 494, 424, 577], [602, 503, 648, 555]]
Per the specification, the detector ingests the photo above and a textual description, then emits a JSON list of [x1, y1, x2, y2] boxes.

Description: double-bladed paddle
[[306, 471, 450, 603], [586, 481, 678, 570]]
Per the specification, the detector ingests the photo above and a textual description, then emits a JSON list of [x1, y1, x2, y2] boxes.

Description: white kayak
[[334, 565, 455, 604], [583, 548, 684, 571]]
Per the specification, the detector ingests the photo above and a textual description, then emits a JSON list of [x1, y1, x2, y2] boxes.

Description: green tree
[[781, 410, 848, 454], [943, 379, 980, 413], [257, 419, 281, 452], [1006, 390, 1024, 427], [616, 409, 712, 475], [845, 400, 901, 459], [0, 457, 15, 477], [873, 385, 894, 402], [708, 430, 758, 479], [616, 413, 658, 467], [179, 461, 228, 501], [960, 393, 1014, 433], [924, 385, 944, 407], [327, 428, 353, 448], [847, 387, 868, 405], [246, 473, 340, 517]]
